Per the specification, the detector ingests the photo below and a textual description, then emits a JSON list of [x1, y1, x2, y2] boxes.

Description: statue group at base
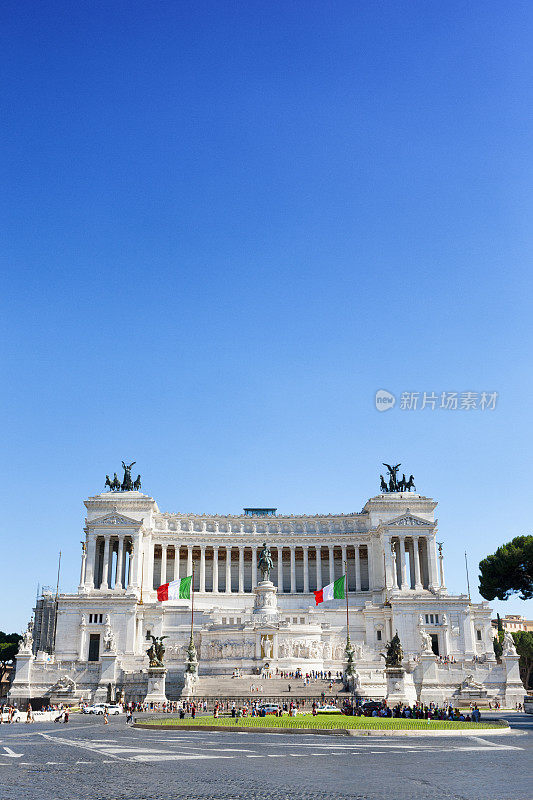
[[381, 632, 417, 705]]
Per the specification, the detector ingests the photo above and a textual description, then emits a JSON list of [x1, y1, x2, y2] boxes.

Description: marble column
[[290, 546, 296, 593], [129, 539, 138, 591], [302, 546, 309, 593], [225, 547, 232, 593], [427, 537, 439, 590], [200, 546, 206, 593], [116, 537, 124, 590], [161, 545, 168, 586], [315, 545, 322, 591], [277, 546, 284, 592], [174, 546, 180, 581], [84, 535, 97, 589], [213, 546, 219, 593], [79, 543, 87, 590], [399, 537, 407, 589], [413, 537, 422, 590], [101, 536, 110, 590], [355, 544, 361, 592], [251, 546, 258, 588], [187, 545, 193, 577], [367, 543, 374, 591], [391, 542, 398, 589], [438, 545, 446, 590], [238, 547, 244, 593], [328, 546, 335, 584]]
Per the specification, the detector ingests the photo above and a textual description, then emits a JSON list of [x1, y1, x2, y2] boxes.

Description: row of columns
[[152, 543, 371, 594], [389, 535, 438, 591], [83, 535, 133, 590]]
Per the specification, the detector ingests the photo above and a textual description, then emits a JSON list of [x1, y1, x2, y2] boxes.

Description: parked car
[[82, 704, 97, 714], [105, 704, 122, 715], [316, 704, 341, 714], [258, 704, 279, 715]]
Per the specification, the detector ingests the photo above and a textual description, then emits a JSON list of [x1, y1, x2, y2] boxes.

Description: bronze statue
[[379, 463, 415, 493], [121, 461, 136, 491], [257, 542, 273, 582], [185, 633, 198, 674], [112, 473, 121, 490], [383, 463, 401, 492], [381, 632, 403, 667], [146, 634, 168, 667], [133, 474, 142, 491], [105, 475, 112, 490]]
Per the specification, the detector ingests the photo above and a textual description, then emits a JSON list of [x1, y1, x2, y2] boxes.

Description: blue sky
[[1, 2, 532, 631]]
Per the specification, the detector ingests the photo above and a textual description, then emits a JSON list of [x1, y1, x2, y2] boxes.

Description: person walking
[[103, 708, 109, 725]]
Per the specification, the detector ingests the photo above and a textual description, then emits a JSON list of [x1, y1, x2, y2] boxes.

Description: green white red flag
[[157, 575, 192, 601], [314, 575, 345, 605]]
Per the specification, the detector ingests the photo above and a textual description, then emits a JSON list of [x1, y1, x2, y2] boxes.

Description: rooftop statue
[[104, 462, 140, 492], [380, 463, 415, 493]]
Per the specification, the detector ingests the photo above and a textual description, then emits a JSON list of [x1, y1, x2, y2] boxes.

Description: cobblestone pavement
[[0, 713, 531, 800]]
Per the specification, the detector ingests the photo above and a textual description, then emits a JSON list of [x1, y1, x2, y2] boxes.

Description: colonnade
[[149, 543, 372, 594], [83, 535, 133, 590], [389, 535, 436, 590], [81, 533, 439, 594]]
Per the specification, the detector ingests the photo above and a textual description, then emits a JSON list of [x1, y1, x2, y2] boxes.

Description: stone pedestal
[[94, 652, 118, 703], [253, 580, 278, 622], [503, 653, 525, 707], [144, 667, 167, 704], [417, 652, 448, 705], [385, 667, 417, 706], [7, 651, 33, 704]]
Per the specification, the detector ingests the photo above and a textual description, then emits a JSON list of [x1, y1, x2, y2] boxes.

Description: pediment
[[87, 512, 141, 528], [385, 512, 433, 528]]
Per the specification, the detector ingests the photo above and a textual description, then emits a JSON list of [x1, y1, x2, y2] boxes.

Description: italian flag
[[314, 575, 345, 605], [157, 575, 192, 601]]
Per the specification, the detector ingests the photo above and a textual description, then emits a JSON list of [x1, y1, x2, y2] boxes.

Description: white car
[[316, 704, 341, 714], [89, 703, 122, 715]]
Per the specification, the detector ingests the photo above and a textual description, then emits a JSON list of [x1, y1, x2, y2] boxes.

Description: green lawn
[[137, 714, 507, 731]]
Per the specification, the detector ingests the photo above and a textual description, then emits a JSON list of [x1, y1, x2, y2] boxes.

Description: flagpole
[[139, 550, 144, 605], [344, 560, 349, 640], [190, 560, 195, 640]]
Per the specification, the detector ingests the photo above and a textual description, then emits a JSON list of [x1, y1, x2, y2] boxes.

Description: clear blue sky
[[1, 2, 532, 632]]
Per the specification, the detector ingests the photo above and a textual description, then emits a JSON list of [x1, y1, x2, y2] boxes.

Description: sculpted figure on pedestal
[[503, 631, 518, 656], [147, 635, 168, 667], [419, 628, 433, 654], [258, 543, 273, 582]]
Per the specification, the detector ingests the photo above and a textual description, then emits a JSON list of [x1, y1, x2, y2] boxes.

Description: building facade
[[10, 483, 525, 706]]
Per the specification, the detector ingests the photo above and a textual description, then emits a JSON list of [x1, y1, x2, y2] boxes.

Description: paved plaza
[[0, 712, 531, 800]]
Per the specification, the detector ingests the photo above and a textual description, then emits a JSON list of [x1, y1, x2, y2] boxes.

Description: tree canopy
[[478, 535, 533, 601], [0, 631, 22, 672], [512, 631, 533, 690]]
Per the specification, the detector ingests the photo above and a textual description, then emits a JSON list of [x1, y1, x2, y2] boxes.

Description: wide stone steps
[[187, 675, 344, 699]]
